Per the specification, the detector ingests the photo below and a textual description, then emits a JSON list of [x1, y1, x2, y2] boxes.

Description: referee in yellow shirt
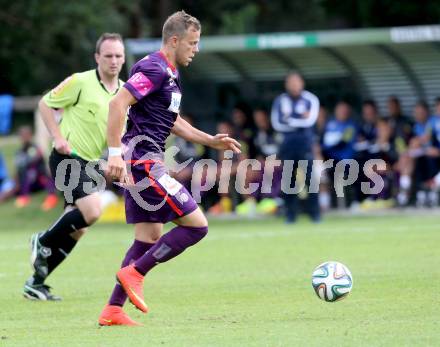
[[24, 33, 125, 301]]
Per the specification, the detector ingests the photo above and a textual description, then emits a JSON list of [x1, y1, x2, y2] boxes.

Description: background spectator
[[361, 119, 398, 208], [354, 99, 379, 204], [0, 152, 16, 202], [387, 95, 413, 154], [14, 126, 58, 210], [321, 100, 357, 208], [271, 72, 320, 223], [396, 101, 432, 206], [236, 107, 282, 216]]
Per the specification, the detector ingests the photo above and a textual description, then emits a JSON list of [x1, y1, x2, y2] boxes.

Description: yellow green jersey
[[43, 69, 123, 161]]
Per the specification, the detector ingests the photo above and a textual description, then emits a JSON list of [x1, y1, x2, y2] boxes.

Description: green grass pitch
[[0, 196, 439, 346]]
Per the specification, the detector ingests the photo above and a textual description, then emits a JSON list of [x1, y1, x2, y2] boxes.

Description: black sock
[[39, 209, 88, 248], [29, 235, 78, 286], [47, 234, 78, 274], [28, 273, 46, 286]]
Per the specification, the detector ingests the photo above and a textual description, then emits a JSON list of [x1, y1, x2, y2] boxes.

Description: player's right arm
[[40, 74, 81, 154], [38, 100, 70, 154], [107, 87, 137, 182], [172, 115, 241, 153], [270, 96, 288, 132], [107, 66, 164, 181]]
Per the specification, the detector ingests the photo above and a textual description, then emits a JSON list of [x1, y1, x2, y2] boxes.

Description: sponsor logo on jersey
[[128, 72, 154, 97]]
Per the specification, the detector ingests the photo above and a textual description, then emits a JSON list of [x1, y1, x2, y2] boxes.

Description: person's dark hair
[[95, 33, 123, 54], [416, 100, 429, 112], [286, 70, 303, 79], [253, 106, 269, 114], [162, 10, 201, 43], [388, 95, 401, 106], [218, 119, 234, 128], [336, 99, 351, 107], [363, 99, 377, 110], [435, 96, 440, 105], [376, 117, 389, 126]]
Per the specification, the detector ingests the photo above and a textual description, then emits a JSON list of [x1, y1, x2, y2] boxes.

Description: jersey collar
[[95, 69, 120, 95], [287, 91, 302, 100], [158, 51, 177, 72]]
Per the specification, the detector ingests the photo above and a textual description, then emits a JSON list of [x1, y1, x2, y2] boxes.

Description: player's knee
[[187, 225, 208, 244], [198, 214, 208, 229], [82, 205, 102, 224], [193, 211, 208, 229]]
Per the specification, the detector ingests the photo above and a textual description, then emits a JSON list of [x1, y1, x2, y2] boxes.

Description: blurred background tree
[[0, 0, 137, 95], [1, 0, 439, 96]]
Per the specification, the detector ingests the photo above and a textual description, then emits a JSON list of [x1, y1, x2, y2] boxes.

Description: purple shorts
[[124, 160, 198, 224]]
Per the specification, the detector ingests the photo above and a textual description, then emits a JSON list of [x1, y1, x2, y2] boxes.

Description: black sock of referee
[[47, 234, 78, 274], [28, 235, 78, 285], [39, 209, 89, 249], [30, 234, 78, 285]]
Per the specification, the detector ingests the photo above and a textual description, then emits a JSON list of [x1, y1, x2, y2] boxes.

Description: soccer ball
[[312, 261, 353, 302]]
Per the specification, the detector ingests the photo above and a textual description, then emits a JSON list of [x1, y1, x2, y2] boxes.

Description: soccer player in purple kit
[[98, 11, 241, 326]]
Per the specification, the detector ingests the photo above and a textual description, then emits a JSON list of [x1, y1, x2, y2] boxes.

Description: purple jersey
[[122, 51, 182, 161]]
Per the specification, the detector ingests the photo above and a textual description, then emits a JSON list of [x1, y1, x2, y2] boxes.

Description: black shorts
[[49, 149, 105, 205]]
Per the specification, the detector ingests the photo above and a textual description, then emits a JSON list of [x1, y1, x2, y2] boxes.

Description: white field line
[[0, 222, 433, 252]]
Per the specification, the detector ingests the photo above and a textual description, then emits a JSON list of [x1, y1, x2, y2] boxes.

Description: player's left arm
[[172, 115, 241, 153]]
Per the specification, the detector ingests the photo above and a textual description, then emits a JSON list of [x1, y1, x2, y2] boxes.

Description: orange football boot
[[116, 264, 148, 313], [98, 304, 142, 326], [41, 194, 59, 211], [15, 195, 31, 208]]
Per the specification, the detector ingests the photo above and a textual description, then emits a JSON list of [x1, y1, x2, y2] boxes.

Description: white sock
[[319, 192, 331, 210], [400, 175, 411, 190]]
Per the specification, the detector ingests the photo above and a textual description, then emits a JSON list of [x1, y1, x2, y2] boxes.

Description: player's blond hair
[[95, 33, 124, 54], [162, 10, 201, 43]]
